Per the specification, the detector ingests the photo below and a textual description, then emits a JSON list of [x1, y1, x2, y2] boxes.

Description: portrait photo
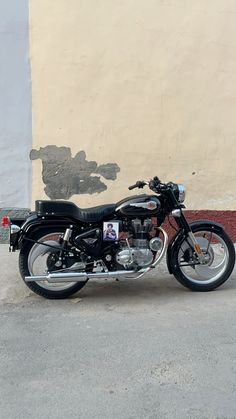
[[103, 221, 119, 241]]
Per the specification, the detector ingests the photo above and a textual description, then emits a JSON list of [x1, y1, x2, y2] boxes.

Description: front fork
[[172, 209, 205, 263]]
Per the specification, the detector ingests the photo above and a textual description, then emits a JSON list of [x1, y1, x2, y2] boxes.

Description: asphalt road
[[1, 245, 236, 419]]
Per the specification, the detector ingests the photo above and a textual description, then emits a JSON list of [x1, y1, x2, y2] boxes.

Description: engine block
[[116, 247, 154, 268], [116, 218, 154, 268]]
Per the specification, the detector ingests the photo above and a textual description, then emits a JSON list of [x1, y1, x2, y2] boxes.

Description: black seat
[[35, 200, 116, 223]]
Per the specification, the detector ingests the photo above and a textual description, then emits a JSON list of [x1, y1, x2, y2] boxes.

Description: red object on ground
[[1, 216, 10, 227]]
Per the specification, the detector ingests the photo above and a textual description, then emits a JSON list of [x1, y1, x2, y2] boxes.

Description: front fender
[[166, 219, 225, 274]]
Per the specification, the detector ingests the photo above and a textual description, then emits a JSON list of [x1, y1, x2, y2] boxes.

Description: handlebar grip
[[128, 183, 137, 190]]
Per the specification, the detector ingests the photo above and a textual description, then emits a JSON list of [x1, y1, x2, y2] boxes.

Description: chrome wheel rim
[[28, 232, 77, 291], [177, 230, 229, 285]]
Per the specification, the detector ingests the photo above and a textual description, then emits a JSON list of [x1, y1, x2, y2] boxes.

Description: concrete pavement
[[1, 245, 236, 418]]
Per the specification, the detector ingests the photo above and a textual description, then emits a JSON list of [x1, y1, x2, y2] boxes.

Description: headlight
[[177, 184, 186, 203]]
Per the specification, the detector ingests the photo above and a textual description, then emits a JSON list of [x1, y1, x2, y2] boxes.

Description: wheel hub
[[46, 253, 67, 271], [182, 237, 215, 267]]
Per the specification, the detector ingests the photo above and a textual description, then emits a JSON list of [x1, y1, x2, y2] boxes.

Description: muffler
[[25, 270, 141, 283]]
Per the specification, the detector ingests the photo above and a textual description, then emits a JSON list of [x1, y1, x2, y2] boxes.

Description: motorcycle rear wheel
[[19, 228, 88, 299]]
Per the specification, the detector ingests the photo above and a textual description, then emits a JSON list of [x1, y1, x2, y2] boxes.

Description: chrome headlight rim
[[177, 184, 186, 203]]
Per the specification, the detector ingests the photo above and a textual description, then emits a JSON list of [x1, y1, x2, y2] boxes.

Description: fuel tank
[[115, 194, 161, 217]]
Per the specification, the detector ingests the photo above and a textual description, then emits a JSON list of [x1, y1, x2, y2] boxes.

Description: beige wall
[[30, 0, 236, 210]]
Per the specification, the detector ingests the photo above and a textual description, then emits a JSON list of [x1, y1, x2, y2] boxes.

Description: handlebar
[[128, 177, 164, 192]]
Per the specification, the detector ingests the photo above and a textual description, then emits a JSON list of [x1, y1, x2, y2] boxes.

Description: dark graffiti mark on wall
[[30, 146, 120, 199]]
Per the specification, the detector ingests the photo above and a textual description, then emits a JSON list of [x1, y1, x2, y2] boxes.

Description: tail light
[[1, 216, 10, 227]]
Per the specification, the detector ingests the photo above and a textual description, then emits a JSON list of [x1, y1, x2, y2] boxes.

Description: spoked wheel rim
[[28, 232, 77, 291], [177, 230, 230, 285]]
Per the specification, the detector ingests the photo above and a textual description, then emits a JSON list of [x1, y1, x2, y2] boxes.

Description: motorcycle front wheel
[[172, 225, 235, 291], [19, 228, 88, 299]]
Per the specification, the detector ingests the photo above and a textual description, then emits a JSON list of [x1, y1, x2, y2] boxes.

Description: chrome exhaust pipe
[[25, 227, 168, 283], [25, 270, 139, 283]]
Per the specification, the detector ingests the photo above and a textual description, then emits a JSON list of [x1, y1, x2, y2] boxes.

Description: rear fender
[[11, 213, 79, 251], [166, 219, 225, 274]]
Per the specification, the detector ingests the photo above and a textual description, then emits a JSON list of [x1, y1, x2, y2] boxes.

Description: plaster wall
[[30, 0, 236, 210]]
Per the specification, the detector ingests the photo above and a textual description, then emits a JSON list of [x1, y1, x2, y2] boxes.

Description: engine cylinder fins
[[132, 218, 152, 234]]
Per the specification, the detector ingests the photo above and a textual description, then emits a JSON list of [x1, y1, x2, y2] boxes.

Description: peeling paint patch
[[30, 146, 120, 199]]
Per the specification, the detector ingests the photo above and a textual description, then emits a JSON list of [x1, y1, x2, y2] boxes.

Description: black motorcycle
[[4, 176, 235, 299]]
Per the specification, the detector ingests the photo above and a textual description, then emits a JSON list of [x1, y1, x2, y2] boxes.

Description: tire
[[19, 227, 88, 299], [171, 224, 235, 292]]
